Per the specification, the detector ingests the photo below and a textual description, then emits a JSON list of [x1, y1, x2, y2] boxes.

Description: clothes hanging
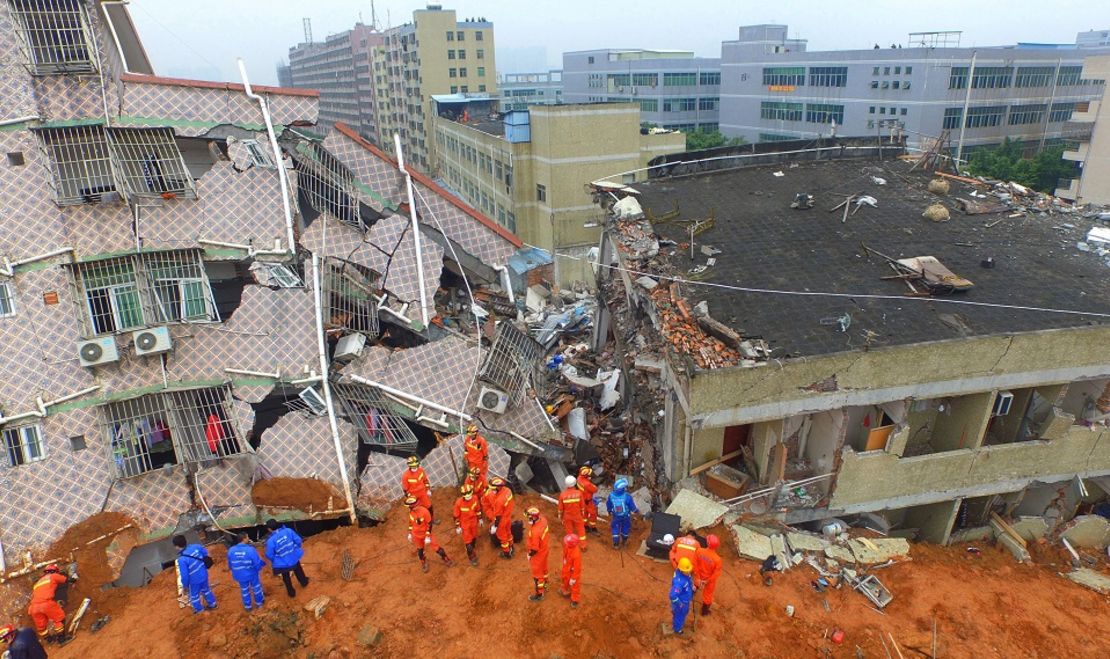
[[204, 413, 224, 453]]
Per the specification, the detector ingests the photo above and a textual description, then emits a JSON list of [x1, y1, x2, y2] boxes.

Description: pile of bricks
[[650, 283, 742, 369]]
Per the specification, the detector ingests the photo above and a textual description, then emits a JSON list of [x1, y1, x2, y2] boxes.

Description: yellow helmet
[[678, 557, 693, 574], [403, 494, 418, 507], [460, 484, 474, 497], [406, 456, 420, 468], [466, 424, 479, 435]]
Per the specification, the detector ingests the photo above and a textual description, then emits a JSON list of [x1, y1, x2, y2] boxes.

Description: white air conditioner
[[298, 386, 327, 416], [132, 326, 172, 356], [992, 391, 1015, 417], [333, 333, 366, 362], [77, 337, 119, 367], [477, 385, 509, 414]]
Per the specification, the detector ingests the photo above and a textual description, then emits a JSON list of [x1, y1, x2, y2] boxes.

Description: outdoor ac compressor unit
[[992, 391, 1014, 417], [132, 326, 172, 356], [77, 336, 119, 367], [476, 385, 509, 414], [333, 333, 366, 362]]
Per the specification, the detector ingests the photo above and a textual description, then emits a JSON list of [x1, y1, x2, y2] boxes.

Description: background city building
[[499, 70, 563, 110], [562, 49, 722, 132], [286, 23, 383, 139], [1058, 55, 1110, 203]]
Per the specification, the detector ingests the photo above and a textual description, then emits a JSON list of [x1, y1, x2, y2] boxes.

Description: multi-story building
[[720, 25, 1110, 153], [593, 142, 1110, 547], [562, 49, 722, 133], [276, 62, 292, 88], [371, 6, 497, 170], [1058, 55, 1110, 203], [0, 0, 555, 578], [286, 23, 383, 139], [432, 97, 684, 283], [499, 70, 563, 110]]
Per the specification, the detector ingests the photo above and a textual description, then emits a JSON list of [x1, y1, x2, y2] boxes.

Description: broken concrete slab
[[848, 538, 911, 564], [633, 355, 664, 374], [769, 534, 791, 570], [824, 545, 855, 563], [786, 531, 830, 553], [665, 489, 729, 531], [635, 276, 658, 290], [997, 533, 1031, 562], [1058, 515, 1110, 548], [731, 525, 774, 562], [1009, 516, 1049, 542], [547, 460, 571, 489], [630, 486, 652, 516], [949, 526, 993, 543], [1064, 568, 1110, 594]]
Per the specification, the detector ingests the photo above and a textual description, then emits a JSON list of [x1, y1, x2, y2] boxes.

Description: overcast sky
[[127, 0, 1105, 86]]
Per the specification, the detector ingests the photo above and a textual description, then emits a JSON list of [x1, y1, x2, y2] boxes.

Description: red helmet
[[43, 564, 60, 574], [0, 624, 15, 641], [706, 534, 720, 550], [564, 533, 579, 547]]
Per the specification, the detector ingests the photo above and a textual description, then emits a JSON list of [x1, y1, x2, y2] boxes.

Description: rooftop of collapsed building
[[599, 151, 1110, 363]]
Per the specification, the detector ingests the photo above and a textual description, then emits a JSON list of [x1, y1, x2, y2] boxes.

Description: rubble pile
[[649, 283, 743, 369]]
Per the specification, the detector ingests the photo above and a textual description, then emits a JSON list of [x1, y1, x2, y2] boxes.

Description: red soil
[[252, 477, 343, 512], [35, 489, 1110, 658]]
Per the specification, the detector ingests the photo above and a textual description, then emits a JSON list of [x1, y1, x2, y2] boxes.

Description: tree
[[965, 138, 1077, 193], [685, 130, 746, 152]]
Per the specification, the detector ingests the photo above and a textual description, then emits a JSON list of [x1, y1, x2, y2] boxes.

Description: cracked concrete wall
[[829, 424, 1110, 510], [902, 499, 960, 544]]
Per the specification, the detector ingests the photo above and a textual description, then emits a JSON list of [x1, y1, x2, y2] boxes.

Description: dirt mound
[[252, 477, 342, 511], [46, 488, 1110, 658]]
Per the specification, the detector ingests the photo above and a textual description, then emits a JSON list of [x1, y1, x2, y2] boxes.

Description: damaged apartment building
[[592, 138, 1110, 547], [0, 0, 556, 569]]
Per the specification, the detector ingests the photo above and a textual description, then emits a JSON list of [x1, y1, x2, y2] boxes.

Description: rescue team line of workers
[[401, 425, 723, 634]]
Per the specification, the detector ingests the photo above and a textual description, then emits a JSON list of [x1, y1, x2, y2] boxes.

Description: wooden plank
[[935, 171, 986, 187], [689, 449, 745, 476], [990, 512, 1028, 548]]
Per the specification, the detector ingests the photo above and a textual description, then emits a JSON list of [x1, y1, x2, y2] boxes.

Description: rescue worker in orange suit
[[453, 484, 483, 566], [405, 495, 453, 573], [401, 455, 434, 520], [695, 534, 723, 615], [27, 564, 69, 643], [576, 466, 600, 535], [526, 507, 550, 601], [462, 424, 489, 481], [669, 534, 700, 570], [557, 475, 587, 549], [464, 466, 487, 503], [488, 477, 515, 558], [560, 533, 582, 608]]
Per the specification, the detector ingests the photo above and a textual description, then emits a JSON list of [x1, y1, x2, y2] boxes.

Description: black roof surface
[[632, 158, 1110, 358]]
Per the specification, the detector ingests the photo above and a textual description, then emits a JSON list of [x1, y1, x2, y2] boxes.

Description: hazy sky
[[127, 0, 1105, 86]]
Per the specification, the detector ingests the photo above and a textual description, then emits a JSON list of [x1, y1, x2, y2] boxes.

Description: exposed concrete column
[[904, 499, 961, 545]]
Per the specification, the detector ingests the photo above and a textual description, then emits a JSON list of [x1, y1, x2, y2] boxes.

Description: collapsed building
[[592, 138, 1110, 549], [0, 0, 559, 574]]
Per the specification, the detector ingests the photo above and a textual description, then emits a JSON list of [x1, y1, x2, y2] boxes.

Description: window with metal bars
[[322, 258, 379, 337], [292, 141, 360, 228], [104, 126, 196, 199], [100, 386, 242, 478], [69, 250, 217, 336], [35, 125, 115, 205], [0, 281, 15, 317], [7, 0, 96, 75], [478, 321, 542, 402], [3, 424, 45, 467], [331, 382, 418, 452]]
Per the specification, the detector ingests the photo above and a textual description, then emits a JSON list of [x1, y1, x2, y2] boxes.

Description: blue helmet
[[614, 478, 628, 493]]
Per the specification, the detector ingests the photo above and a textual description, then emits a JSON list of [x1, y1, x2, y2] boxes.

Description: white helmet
[[662, 533, 675, 545], [564, 475, 577, 488]]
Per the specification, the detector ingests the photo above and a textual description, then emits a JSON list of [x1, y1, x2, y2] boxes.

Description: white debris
[[855, 195, 878, 208], [870, 176, 887, 185], [773, 171, 785, 177]]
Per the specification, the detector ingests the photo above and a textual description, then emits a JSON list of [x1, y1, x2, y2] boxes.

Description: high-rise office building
[[286, 23, 383, 139]]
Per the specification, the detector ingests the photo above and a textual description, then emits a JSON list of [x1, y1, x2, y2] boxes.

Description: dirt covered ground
[[23, 488, 1110, 658], [252, 477, 343, 511]]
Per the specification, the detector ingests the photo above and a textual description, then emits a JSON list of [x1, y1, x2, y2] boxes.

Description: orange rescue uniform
[[561, 543, 582, 603], [408, 504, 439, 552], [669, 535, 700, 569], [695, 546, 723, 606], [527, 515, 551, 586], [492, 487, 515, 552], [28, 573, 67, 635], [576, 475, 599, 530], [463, 433, 489, 479], [401, 466, 432, 509], [557, 486, 587, 545], [464, 471, 487, 501], [453, 495, 482, 544]]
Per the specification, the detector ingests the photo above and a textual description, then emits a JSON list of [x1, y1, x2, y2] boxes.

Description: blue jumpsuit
[[605, 490, 639, 546], [227, 541, 266, 610], [177, 543, 216, 613], [669, 569, 694, 633]]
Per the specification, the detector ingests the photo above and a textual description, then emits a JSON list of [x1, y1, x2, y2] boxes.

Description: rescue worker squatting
[[27, 564, 69, 642]]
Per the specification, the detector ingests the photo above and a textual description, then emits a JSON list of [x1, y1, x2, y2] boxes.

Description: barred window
[[1015, 66, 1054, 88], [35, 126, 115, 205], [965, 105, 1006, 128], [1049, 102, 1077, 122], [699, 72, 721, 86], [663, 72, 697, 86], [639, 99, 658, 112], [7, 0, 95, 75], [331, 382, 418, 452], [478, 321, 543, 402], [809, 66, 847, 87], [69, 250, 217, 336], [0, 281, 15, 317], [1008, 104, 1046, 125], [633, 73, 658, 86], [760, 101, 803, 121], [3, 424, 44, 467], [762, 66, 805, 86], [805, 103, 844, 124], [103, 127, 196, 199], [100, 386, 242, 478], [971, 66, 1012, 89], [698, 97, 718, 111], [1057, 66, 1083, 86], [942, 108, 963, 129]]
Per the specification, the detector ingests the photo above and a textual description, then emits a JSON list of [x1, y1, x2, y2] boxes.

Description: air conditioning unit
[[132, 326, 172, 356], [992, 391, 1015, 417], [298, 386, 327, 416], [333, 333, 366, 362], [476, 385, 509, 414], [77, 337, 119, 367]]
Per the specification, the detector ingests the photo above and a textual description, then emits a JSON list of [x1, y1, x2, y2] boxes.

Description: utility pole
[[955, 52, 976, 168]]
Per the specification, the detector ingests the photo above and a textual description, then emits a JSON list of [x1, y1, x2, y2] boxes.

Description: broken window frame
[[331, 382, 419, 452], [2, 423, 45, 467], [292, 141, 362, 229], [103, 126, 197, 200], [241, 139, 274, 168], [99, 385, 244, 479], [0, 281, 15, 317], [321, 258, 380, 338], [7, 0, 97, 75], [265, 263, 304, 288], [478, 321, 543, 403], [34, 125, 117, 205]]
